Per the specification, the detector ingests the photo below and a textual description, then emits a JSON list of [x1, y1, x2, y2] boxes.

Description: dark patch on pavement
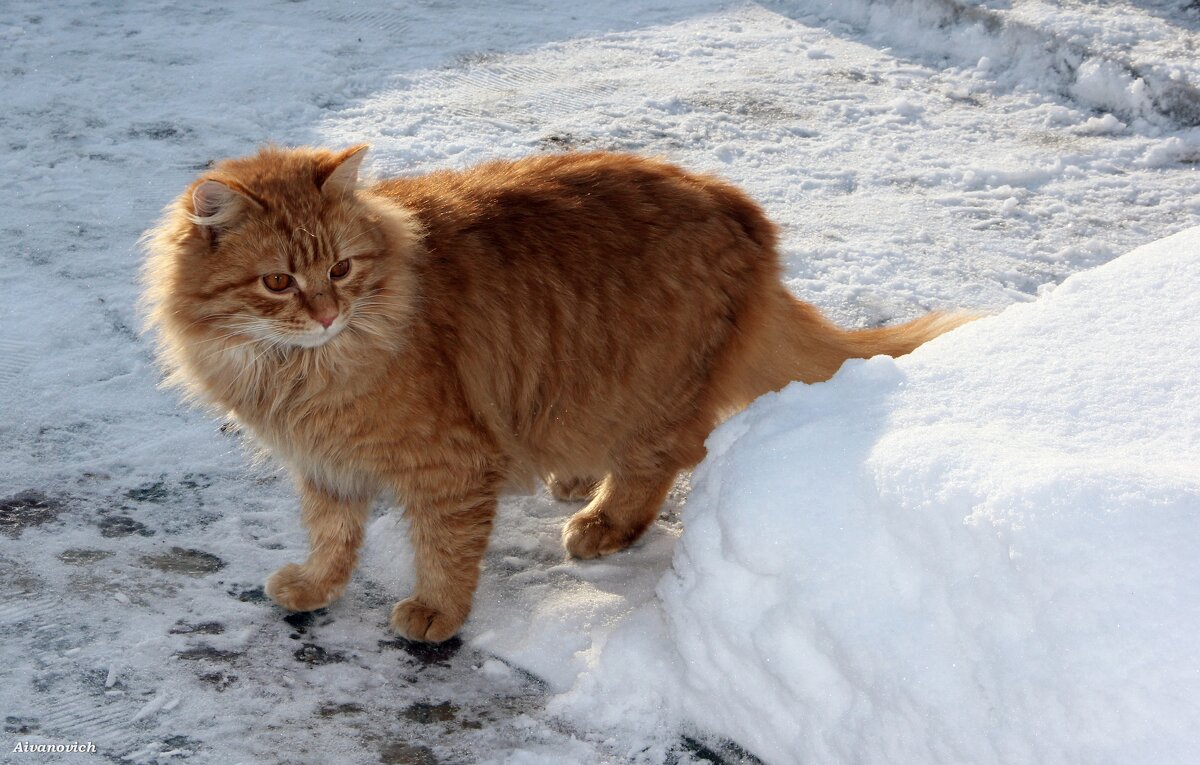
[[318, 702, 365, 718], [294, 643, 346, 665], [402, 701, 458, 725], [379, 742, 439, 765], [378, 636, 463, 665], [283, 609, 332, 635], [197, 672, 238, 691], [675, 736, 765, 765], [227, 584, 268, 603], [170, 621, 225, 635], [0, 490, 64, 538], [142, 547, 225, 576], [58, 548, 114, 565], [176, 645, 240, 662], [98, 514, 153, 537]]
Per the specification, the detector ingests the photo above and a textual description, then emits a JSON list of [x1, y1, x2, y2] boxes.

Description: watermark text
[[12, 741, 98, 754]]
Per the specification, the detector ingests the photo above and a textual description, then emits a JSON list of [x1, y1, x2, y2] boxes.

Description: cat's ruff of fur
[[141, 145, 970, 642]]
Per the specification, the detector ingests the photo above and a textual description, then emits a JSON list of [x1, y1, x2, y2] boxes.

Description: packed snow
[[1, 1, 1198, 763], [551, 226, 1200, 764]]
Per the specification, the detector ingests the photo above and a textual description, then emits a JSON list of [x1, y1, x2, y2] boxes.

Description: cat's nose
[[315, 313, 337, 329]]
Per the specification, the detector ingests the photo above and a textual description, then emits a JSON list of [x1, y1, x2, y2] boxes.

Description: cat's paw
[[389, 598, 463, 643], [562, 510, 631, 559], [264, 563, 343, 612]]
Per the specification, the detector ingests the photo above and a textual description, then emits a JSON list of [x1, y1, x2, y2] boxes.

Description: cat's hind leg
[[266, 478, 372, 612], [545, 473, 601, 502], [561, 409, 711, 559], [561, 470, 675, 559]]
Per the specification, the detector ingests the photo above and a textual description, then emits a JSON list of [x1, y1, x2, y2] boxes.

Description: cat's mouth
[[285, 317, 349, 349]]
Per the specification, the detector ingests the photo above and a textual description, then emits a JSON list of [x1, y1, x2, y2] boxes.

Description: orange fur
[[141, 146, 972, 642]]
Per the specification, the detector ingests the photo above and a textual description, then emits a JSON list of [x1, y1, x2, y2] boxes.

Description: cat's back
[[368, 152, 778, 265], [366, 152, 784, 369]]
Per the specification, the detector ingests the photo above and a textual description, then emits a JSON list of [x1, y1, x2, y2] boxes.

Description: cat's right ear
[[188, 180, 262, 245]]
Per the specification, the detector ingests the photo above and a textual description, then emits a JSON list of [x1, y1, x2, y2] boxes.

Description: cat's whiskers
[[348, 292, 400, 319], [190, 333, 267, 366], [178, 312, 253, 334], [345, 324, 383, 345], [193, 318, 301, 374], [193, 323, 266, 349], [221, 333, 291, 400], [347, 297, 391, 311], [342, 308, 392, 344], [198, 338, 262, 365], [196, 318, 275, 348], [345, 302, 391, 321]]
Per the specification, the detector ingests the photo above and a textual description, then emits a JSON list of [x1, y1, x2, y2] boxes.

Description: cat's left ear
[[317, 145, 369, 194]]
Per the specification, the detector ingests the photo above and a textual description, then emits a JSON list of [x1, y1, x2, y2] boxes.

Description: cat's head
[[141, 145, 420, 399]]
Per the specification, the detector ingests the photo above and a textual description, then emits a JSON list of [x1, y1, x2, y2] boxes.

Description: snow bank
[[765, 0, 1200, 130], [556, 227, 1200, 763]]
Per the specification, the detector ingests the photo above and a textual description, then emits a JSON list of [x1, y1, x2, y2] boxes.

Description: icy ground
[[1, 1, 1198, 763]]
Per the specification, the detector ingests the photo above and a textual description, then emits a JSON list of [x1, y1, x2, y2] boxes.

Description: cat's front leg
[[265, 478, 372, 613], [391, 476, 500, 643]]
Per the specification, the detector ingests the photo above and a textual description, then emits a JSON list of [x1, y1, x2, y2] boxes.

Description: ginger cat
[[142, 146, 968, 642]]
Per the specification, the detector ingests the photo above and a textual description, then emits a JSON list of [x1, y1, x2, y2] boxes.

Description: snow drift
[[553, 227, 1200, 763]]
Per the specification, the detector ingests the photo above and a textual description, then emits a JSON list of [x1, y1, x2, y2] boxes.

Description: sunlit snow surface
[[556, 226, 1200, 764], [1, 1, 1198, 763]]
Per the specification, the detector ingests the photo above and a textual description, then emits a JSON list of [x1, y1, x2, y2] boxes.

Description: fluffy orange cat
[[142, 145, 968, 642]]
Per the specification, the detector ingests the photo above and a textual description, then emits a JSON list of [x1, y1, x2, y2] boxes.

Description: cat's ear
[[189, 179, 261, 243], [317, 145, 369, 194]]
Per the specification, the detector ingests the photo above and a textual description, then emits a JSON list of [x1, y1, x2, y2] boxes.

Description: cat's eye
[[263, 273, 293, 293], [329, 259, 351, 280]]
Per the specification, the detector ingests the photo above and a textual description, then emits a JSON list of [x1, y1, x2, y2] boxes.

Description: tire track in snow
[[0, 595, 60, 627], [0, 338, 36, 383], [319, 7, 411, 37], [424, 62, 618, 122], [37, 694, 145, 756]]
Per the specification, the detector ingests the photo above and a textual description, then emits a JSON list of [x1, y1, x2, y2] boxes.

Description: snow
[[2, 0, 1199, 763], [554, 226, 1200, 764]]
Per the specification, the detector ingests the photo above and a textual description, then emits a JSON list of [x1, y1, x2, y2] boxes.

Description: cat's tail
[[838, 310, 977, 361], [711, 288, 978, 413]]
